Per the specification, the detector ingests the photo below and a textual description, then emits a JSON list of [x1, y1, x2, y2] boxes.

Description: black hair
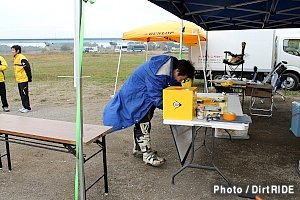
[[11, 45, 22, 53], [172, 56, 195, 79]]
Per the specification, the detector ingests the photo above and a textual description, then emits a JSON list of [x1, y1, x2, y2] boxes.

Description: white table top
[[163, 93, 250, 130]]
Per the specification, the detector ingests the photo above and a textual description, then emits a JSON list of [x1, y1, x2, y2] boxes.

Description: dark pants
[[18, 82, 31, 110], [0, 82, 8, 108], [134, 106, 155, 139]]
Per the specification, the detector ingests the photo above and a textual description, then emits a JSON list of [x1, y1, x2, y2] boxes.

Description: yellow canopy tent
[[122, 20, 206, 46], [113, 20, 207, 95]]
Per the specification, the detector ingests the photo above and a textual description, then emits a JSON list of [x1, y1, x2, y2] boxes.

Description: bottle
[[196, 103, 205, 120]]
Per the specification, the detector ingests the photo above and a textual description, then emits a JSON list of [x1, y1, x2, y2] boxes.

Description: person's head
[[172, 57, 195, 82], [11, 45, 22, 56]]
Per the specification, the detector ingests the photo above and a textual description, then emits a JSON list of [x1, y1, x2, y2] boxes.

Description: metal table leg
[[5, 134, 12, 170], [171, 126, 232, 186], [101, 136, 108, 194]]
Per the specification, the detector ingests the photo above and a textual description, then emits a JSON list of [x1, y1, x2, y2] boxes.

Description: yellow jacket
[[13, 53, 32, 83], [0, 56, 8, 82]]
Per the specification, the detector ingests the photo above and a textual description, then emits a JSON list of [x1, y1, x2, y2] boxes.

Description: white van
[[115, 45, 128, 52]]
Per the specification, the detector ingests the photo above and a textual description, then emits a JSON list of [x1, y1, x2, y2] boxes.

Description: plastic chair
[[223, 42, 246, 80], [246, 61, 287, 117]]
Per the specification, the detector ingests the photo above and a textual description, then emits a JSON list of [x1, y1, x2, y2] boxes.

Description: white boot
[[133, 134, 157, 157], [136, 122, 165, 167]]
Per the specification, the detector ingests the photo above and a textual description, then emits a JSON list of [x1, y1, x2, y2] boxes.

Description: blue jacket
[[103, 55, 180, 131]]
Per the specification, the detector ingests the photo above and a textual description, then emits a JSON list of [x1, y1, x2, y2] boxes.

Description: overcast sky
[[1, 0, 180, 39]]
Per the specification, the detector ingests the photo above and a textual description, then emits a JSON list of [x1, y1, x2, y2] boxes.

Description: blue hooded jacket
[[103, 55, 180, 131]]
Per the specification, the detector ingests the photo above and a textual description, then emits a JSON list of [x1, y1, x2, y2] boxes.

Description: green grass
[[2, 52, 149, 85], [2, 51, 187, 86], [3, 51, 297, 97]]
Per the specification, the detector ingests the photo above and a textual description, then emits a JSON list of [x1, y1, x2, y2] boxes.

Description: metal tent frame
[[148, 0, 300, 30]]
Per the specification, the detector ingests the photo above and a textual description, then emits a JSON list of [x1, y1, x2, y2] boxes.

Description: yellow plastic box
[[163, 86, 197, 120]]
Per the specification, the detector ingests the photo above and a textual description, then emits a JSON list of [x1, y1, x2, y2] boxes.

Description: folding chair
[[223, 42, 246, 80], [262, 62, 288, 101], [246, 61, 287, 117]]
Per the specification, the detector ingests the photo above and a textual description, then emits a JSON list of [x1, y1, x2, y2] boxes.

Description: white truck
[[190, 28, 300, 90]]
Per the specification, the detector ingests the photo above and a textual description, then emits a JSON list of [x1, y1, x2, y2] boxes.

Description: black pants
[[0, 82, 8, 108], [18, 82, 31, 110], [134, 106, 155, 138]]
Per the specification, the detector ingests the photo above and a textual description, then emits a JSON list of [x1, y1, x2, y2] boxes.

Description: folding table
[[163, 93, 251, 185], [0, 114, 112, 197]]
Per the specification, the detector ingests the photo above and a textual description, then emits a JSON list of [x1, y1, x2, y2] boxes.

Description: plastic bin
[[291, 101, 300, 137], [215, 127, 249, 139]]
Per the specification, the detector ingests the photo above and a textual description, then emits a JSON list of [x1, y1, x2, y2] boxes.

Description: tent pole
[[74, 1, 80, 88], [205, 31, 212, 88], [74, 0, 85, 199], [113, 41, 123, 96], [179, 19, 183, 59], [146, 42, 148, 61], [198, 35, 207, 93]]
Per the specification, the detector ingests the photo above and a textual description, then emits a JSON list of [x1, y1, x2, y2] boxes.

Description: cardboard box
[[163, 86, 197, 120]]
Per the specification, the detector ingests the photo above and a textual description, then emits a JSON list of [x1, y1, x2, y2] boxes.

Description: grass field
[[1, 51, 188, 107], [2, 51, 187, 84], [3, 52, 146, 84], [1, 51, 298, 97]]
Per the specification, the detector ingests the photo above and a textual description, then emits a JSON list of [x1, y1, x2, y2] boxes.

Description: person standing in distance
[[103, 55, 195, 167], [11, 45, 32, 113], [0, 55, 10, 112]]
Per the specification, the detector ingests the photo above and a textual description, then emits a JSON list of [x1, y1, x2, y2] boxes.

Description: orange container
[[223, 112, 237, 121]]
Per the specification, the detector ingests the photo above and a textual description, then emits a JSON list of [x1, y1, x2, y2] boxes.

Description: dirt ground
[[0, 80, 300, 200]]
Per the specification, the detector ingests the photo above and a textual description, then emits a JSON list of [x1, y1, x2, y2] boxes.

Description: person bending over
[[103, 55, 195, 167]]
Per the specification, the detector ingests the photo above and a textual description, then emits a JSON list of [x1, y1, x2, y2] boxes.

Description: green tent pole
[[74, 0, 85, 199], [74, 1, 96, 199]]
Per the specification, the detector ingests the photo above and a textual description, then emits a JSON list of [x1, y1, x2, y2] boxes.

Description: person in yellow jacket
[[0, 55, 9, 112], [11, 45, 32, 113]]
